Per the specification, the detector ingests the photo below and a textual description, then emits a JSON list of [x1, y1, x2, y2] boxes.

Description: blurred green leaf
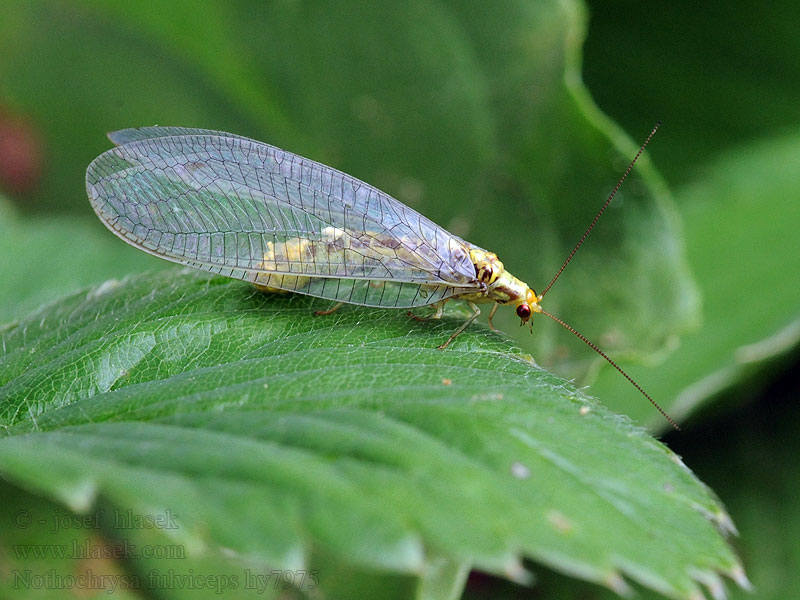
[[590, 131, 800, 428], [0, 270, 742, 599], [0, 0, 697, 377], [566, 2, 800, 429], [0, 484, 146, 600], [679, 389, 800, 600], [0, 1, 258, 213], [0, 198, 162, 324]]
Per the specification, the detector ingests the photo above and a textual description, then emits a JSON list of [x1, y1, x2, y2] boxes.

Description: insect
[[86, 124, 678, 429]]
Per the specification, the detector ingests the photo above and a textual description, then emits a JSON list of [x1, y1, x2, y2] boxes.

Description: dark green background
[[1, 1, 798, 598]]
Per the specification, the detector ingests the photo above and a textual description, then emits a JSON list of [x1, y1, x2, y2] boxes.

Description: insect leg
[[437, 302, 481, 350], [314, 302, 345, 316], [487, 303, 499, 331]]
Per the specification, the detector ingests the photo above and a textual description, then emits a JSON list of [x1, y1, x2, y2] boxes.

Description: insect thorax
[[466, 248, 532, 306]]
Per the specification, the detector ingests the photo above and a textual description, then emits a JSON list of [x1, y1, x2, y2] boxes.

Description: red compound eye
[[516, 303, 532, 320]]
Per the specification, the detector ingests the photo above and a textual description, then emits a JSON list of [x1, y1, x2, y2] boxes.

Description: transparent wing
[[86, 129, 480, 308], [107, 126, 253, 146]]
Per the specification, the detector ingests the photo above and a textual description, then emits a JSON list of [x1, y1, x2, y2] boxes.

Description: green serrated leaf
[[1, 270, 743, 599]]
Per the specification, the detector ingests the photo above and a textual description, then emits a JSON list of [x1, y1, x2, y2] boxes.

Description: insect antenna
[[535, 123, 679, 430], [539, 308, 680, 430], [539, 122, 661, 299]]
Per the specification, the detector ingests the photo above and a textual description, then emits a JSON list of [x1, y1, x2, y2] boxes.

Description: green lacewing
[[86, 125, 678, 428]]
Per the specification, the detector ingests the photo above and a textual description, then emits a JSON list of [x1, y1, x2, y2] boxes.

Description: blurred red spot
[[0, 112, 43, 195]]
